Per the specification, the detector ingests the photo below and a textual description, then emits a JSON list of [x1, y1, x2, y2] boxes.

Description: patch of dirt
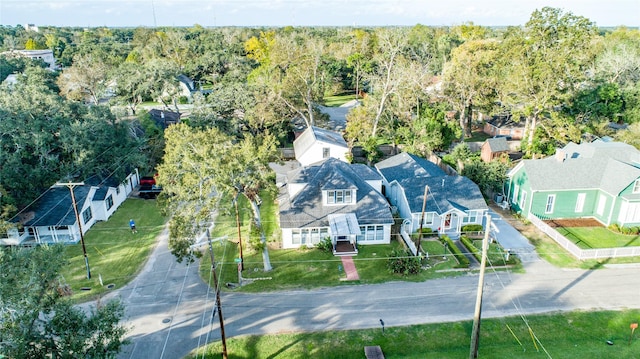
[[544, 218, 603, 228]]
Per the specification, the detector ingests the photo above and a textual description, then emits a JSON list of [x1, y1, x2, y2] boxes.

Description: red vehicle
[[140, 176, 156, 186]]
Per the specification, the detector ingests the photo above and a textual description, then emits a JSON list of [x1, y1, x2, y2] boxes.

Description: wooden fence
[[528, 213, 640, 260]]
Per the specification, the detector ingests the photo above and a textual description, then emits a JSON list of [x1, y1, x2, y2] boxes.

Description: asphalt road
[[105, 220, 640, 359]]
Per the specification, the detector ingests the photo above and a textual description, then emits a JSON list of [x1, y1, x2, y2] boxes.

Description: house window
[[597, 194, 606, 216], [116, 186, 121, 195], [106, 195, 114, 210], [358, 225, 384, 242], [292, 228, 328, 245], [520, 191, 527, 209], [82, 207, 93, 224], [323, 147, 330, 159], [327, 190, 353, 205], [422, 213, 434, 225], [463, 211, 478, 224], [512, 185, 520, 203], [575, 193, 586, 213], [545, 195, 555, 214], [633, 180, 640, 194], [619, 202, 640, 223]]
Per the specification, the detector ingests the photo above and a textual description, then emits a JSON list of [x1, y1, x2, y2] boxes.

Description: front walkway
[[340, 256, 360, 280]]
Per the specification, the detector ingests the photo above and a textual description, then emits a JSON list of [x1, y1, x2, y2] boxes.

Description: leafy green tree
[[442, 39, 499, 139], [57, 53, 111, 104], [462, 160, 509, 195], [498, 7, 597, 155], [0, 245, 128, 358], [156, 124, 277, 271]]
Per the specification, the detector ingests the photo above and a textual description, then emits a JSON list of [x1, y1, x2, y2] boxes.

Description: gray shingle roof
[[376, 152, 487, 214], [486, 137, 509, 152], [397, 172, 487, 214], [292, 126, 347, 163], [279, 158, 393, 229], [375, 152, 445, 182], [521, 140, 640, 194], [17, 185, 92, 227]]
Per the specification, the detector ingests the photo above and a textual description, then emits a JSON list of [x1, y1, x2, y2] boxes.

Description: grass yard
[[188, 309, 640, 358], [323, 92, 357, 107], [201, 190, 469, 291], [60, 198, 167, 302], [556, 226, 640, 249]]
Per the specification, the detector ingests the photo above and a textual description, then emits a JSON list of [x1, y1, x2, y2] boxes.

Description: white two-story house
[[278, 158, 394, 254]]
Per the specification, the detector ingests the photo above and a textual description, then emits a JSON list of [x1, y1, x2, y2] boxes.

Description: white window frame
[[326, 189, 353, 205], [597, 194, 606, 216], [520, 191, 527, 209], [512, 185, 520, 203], [575, 193, 586, 213], [82, 207, 93, 224], [633, 180, 640, 194], [545, 195, 555, 214], [323, 147, 330, 159], [463, 211, 478, 224]]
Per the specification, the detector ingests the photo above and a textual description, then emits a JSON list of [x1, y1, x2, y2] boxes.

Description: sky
[[0, 0, 638, 28]]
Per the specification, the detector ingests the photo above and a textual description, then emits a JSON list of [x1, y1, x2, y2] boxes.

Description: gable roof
[[485, 137, 509, 152], [517, 140, 640, 195], [486, 114, 525, 128], [279, 158, 393, 228], [149, 109, 181, 129], [375, 152, 445, 182], [376, 152, 487, 214], [396, 173, 487, 214], [293, 126, 348, 162], [14, 172, 126, 227], [16, 185, 92, 227]]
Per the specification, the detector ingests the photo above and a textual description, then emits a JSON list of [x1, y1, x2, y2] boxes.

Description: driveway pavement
[[486, 209, 539, 263], [82, 213, 640, 358]]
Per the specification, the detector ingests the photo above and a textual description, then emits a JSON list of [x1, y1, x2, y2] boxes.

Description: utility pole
[[192, 229, 228, 359], [234, 194, 244, 271], [417, 185, 429, 255], [57, 182, 91, 279], [469, 213, 492, 359]]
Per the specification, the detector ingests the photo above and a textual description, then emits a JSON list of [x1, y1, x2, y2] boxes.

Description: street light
[[57, 182, 91, 279], [190, 229, 228, 359]]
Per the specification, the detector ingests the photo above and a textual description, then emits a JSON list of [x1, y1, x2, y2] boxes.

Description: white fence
[[528, 213, 640, 260]]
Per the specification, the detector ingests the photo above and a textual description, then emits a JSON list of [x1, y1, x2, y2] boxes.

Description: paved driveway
[[485, 209, 539, 263]]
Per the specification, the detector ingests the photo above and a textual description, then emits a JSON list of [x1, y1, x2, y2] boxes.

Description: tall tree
[[156, 124, 276, 271], [498, 7, 597, 155], [0, 245, 128, 358], [57, 53, 111, 104], [442, 39, 499, 139]]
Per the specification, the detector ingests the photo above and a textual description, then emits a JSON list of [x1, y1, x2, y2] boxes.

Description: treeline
[[1, 7, 639, 220]]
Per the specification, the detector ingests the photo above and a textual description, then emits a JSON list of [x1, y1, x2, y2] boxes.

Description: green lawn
[[556, 227, 640, 249], [60, 198, 167, 302], [323, 92, 357, 107], [188, 309, 640, 358]]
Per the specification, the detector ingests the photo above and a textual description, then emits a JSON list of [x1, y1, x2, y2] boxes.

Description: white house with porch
[[375, 152, 487, 239], [278, 158, 393, 254], [2, 170, 139, 246]]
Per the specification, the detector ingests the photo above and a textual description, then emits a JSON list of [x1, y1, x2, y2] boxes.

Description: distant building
[[8, 49, 57, 70], [25, 24, 39, 32]]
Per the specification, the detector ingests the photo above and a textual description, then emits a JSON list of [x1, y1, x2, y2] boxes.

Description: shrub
[[440, 235, 470, 268], [460, 235, 480, 260], [316, 237, 333, 253], [386, 248, 421, 275], [461, 224, 483, 232]]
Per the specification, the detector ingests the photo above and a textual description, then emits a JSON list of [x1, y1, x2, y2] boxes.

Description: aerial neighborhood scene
[[1, 0, 640, 358]]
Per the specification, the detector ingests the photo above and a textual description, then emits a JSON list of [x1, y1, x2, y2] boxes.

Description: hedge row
[[441, 235, 470, 268]]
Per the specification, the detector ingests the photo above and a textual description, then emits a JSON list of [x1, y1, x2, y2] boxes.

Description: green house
[[506, 140, 640, 227]]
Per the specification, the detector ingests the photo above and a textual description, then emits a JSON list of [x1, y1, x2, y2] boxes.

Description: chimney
[[442, 178, 445, 187], [555, 149, 567, 162]]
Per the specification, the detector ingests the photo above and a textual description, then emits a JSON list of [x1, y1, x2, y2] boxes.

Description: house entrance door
[[444, 214, 452, 229]]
